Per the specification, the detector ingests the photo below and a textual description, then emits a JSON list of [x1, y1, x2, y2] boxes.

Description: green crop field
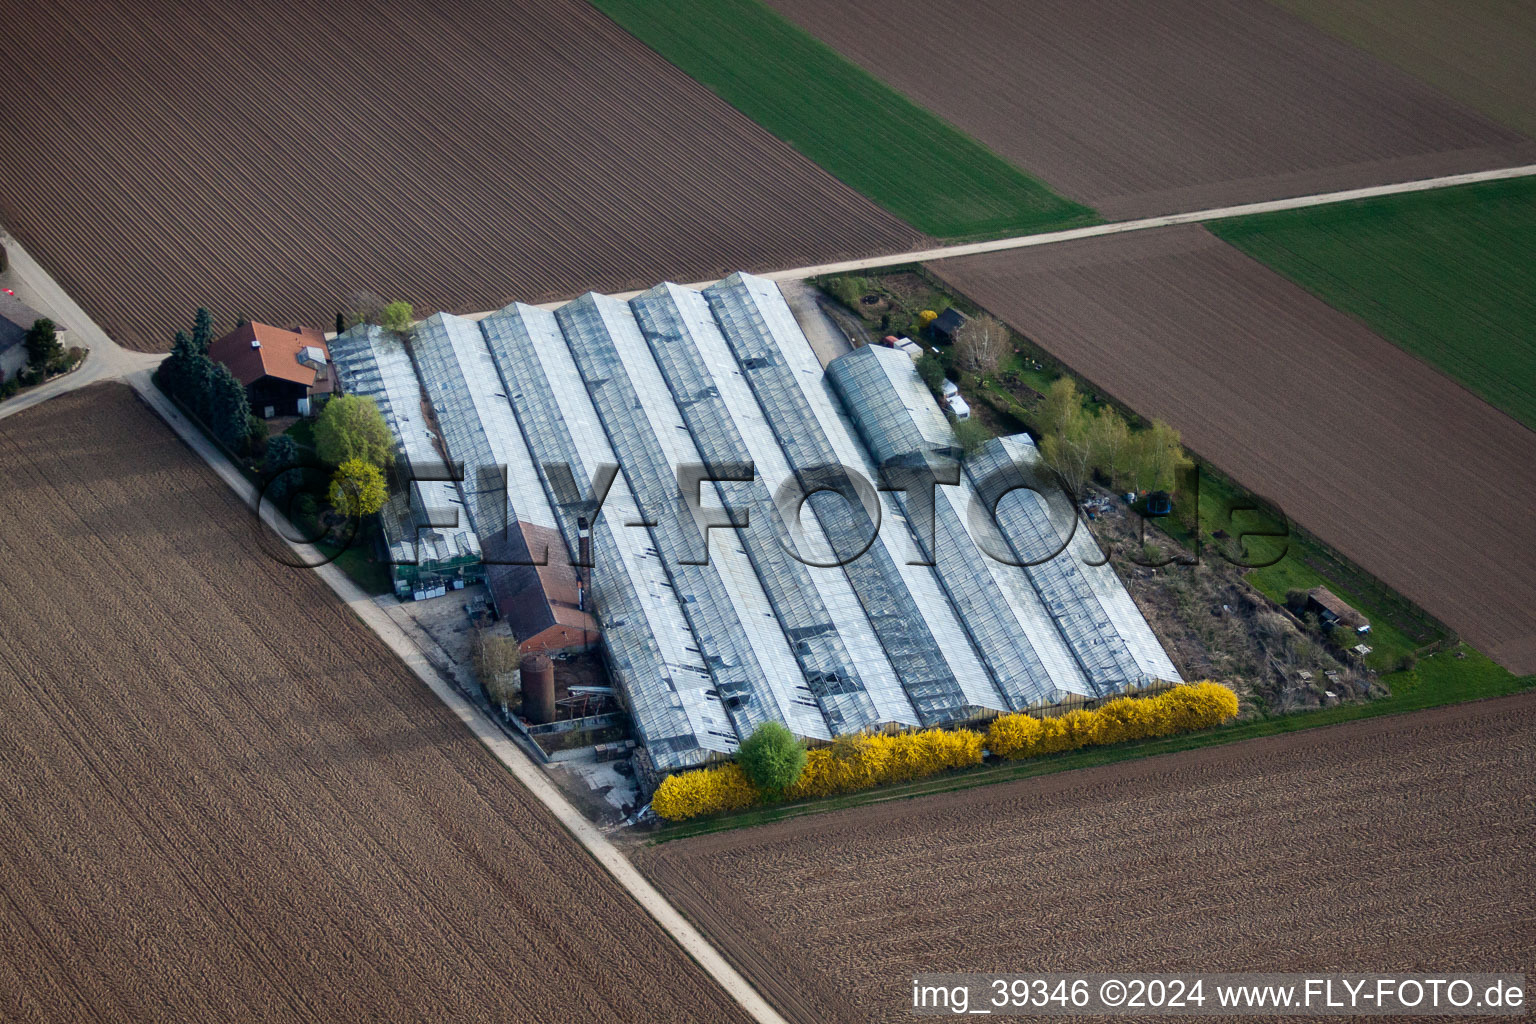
[[591, 0, 1097, 241], [1210, 177, 1536, 431]]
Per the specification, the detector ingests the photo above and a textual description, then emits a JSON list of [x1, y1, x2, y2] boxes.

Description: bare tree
[[471, 630, 522, 712], [954, 313, 1010, 375]]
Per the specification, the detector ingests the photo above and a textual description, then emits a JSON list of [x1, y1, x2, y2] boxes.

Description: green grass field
[[592, 0, 1097, 240], [1209, 178, 1536, 431]]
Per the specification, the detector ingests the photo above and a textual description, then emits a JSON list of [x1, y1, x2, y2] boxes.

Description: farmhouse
[[335, 274, 1178, 772], [209, 321, 334, 418], [0, 291, 60, 381]]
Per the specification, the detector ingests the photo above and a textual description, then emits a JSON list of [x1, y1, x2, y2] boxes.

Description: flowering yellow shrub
[[987, 681, 1238, 761], [786, 728, 985, 800], [652, 683, 1240, 820], [985, 712, 1041, 758], [1156, 681, 1240, 732], [650, 762, 758, 822]]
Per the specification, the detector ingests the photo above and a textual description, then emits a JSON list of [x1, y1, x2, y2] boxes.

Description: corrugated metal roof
[[346, 273, 1180, 769]]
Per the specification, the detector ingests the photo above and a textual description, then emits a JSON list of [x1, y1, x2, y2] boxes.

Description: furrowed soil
[[928, 226, 1536, 675], [761, 0, 1536, 219], [1273, 0, 1536, 139], [0, 384, 750, 1024], [0, 0, 921, 353], [639, 693, 1536, 1024]]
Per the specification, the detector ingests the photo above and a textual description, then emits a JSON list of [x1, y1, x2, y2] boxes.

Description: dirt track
[[762, 0, 1536, 219], [640, 693, 1536, 1024], [928, 225, 1536, 675], [0, 0, 920, 352], [0, 384, 750, 1023]]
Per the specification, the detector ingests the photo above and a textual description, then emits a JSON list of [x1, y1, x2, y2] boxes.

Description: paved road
[[0, 230, 161, 423], [5, 158, 1535, 1024]]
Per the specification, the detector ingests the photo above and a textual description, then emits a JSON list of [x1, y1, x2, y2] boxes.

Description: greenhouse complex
[[330, 273, 1179, 771]]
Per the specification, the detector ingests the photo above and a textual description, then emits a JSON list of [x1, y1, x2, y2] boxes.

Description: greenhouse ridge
[[330, 273, 1179, 771]]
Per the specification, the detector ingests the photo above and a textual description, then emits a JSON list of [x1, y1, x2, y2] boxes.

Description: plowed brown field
[[640, 694, 1536, 1024], [762, 0, 1536, 219], [928, 226, 1536, 675], [0, 384, 750, 1023], [0, 0, 921, 353]]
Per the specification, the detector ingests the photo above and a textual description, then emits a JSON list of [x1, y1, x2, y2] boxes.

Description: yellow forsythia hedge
[[651, 682, 1239, 821], [785, 728, 984, 800], [650, 762, 758, 822], [987, 681, 1238, 759]]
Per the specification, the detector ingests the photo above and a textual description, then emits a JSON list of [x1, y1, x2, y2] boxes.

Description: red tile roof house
[[208, 322, 334, 418]]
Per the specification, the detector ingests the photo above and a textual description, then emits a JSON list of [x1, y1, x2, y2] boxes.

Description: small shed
[[929, 307, 968, 344], [1304, 587, 1368, 630]]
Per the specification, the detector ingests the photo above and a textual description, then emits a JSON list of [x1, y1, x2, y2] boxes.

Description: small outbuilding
[[485, 521, 599, 656], [1304, 586, 1369, 631], [929, 307, 968, 344], [208, 321, 334, 418]]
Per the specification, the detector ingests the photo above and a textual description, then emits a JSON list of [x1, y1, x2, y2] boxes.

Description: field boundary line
[[463, 162, 1536, 315], [125, 370, 793, 1024]]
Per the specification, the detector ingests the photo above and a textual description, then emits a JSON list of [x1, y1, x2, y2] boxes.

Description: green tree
[[1035, 376, 1085, 441], [1084, 406, 1131, 489], [263, 434, 302, 506], [265, 433, 300, 471], [1036, 377, 1094, 497], [188, 354, 216, 422], [1040, 427, 1094, 499], [914, 352, 946, 399], [246, 413, 269, 454], [335, 311, 346, 336], [379, 300, 414, 332], [953, 416, 992, 455], [24, 318, 62, 371], [327, 458, 388, 518], [208, 363, 252, 450], [315, 394, 394, 468], [1128, 419, 1191, 493], [159, 329, 198, 400], [736, 721, 806, 796], [191, 307, 214, 354]]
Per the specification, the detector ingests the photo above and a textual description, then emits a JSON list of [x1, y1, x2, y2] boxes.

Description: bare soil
[[1082, 497, 1372, 712], [639, 693, 1536, 1024], [0, 0, 921, 352], [0, 384, 749, 1023], [762, 0, 1536, 219], [928, 226, 1536, 675], [1273, 0, 1536, 139]]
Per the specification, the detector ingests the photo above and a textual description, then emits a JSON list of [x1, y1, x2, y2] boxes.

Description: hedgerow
[[650, 682, 1239, 821], [988, 682, 1238, 759], [650, 762, 757, 822]]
